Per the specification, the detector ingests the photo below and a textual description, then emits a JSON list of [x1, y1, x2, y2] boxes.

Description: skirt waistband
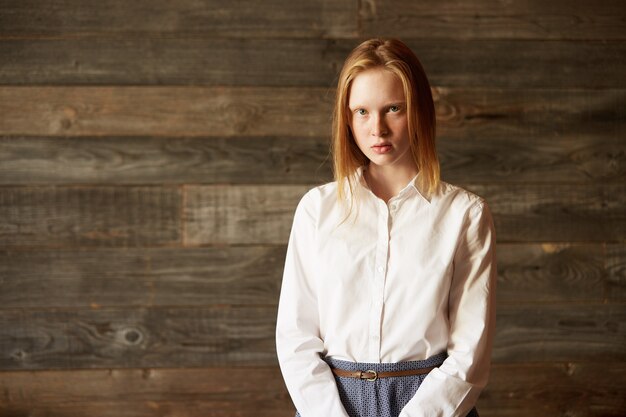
[[324, 351, 448, 373]]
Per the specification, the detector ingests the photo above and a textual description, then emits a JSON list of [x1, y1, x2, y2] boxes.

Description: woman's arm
[[400, 199, 497, 417], [276, 191, 350, 417]]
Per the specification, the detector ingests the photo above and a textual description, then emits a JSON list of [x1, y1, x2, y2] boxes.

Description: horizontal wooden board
[[1, 131, 624, 185], [0, 186, 181, 248], [0, 304, 623, 370], [0, 0, 357, 39], [0, 246, 286, 307], [360, 0, 626, 40], [0, 136, 335, 185], [0, 87, 334, 137], [0, 39, 624, 87], [184, 183, 626, 244], [1, 87, 622, 142], [3, 0, 624, 41], [480, 362, 626, 416], [0, 244, 620, 309], [0, 306, 278, 370], [492, 304, 625, 363], [0, 363, 624, 417], [607, 245, 626, 300]]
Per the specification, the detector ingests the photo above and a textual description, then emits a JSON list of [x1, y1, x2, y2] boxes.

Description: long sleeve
[[399, 200, 497, 417], [276, 191, 350, 417]]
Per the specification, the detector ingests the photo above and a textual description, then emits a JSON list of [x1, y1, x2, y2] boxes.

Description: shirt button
[[377, 266, 384, 273]]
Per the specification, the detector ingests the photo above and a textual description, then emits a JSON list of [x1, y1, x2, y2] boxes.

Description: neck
[[363, 163, 418, 203]]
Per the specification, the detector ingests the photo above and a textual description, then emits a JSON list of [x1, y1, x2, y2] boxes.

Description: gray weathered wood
[[0, 0, 357, 39], [479, 362, 626, 416], [0, 39, 623, 87], [0, 366, 293, 417], [0, 304, 622, 370], [0, 87, 334, 137], [496, 244, 611, 304], [492, 304, 626, 363], [0, 186, 181, 248], [0, 306, 278, 370], [0, 363, 624, 416], [1, 131, 624, 184], [360, 0, 626, 40], [0, 246, 286, 307], [607, 244, 626, 301], [0, 136, 334, 185], [0, 244, 619, 309], [184, 184, 626, 244]]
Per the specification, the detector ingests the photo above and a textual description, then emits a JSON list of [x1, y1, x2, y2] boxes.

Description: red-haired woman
[[276, 38, 497, 417]]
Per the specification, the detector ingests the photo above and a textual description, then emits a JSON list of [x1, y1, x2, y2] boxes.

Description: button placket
[[369, 199, 389, 361]]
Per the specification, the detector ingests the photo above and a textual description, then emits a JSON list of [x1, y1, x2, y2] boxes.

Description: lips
[[372, 143, 392, 154]]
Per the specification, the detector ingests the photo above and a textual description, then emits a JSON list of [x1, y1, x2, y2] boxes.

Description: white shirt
[[276, 166, 497, 417]]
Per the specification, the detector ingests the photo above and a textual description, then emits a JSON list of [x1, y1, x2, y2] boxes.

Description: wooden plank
[[0, 244, 619, 309], [0, 366, 293, 417], [0, 304, 622, 370], [0, 39, 623, 87], [466, 183, 626, 243], [0, 136, 334, 185], [493, 304, 626, 363], [1, 131, 624, 185], [184, 185, 309, 246], [0, 363, 624, 416], [0, 306, 278, 370], [0, 246, 286, 307], [0, 87, 622, 141], [607, 244, 626, 300], [478, 362, 626, 417], [184, 184, 626, 244], [0, 87, 333, 137], [360, 0, 626, 40], [0, 186, 181, 248], [496, 244, 610, 304], [0, 0, 357, 39]]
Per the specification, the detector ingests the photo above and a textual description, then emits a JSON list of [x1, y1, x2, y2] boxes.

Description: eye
[[389, 105, 400, 113], [356, 108, 367, 116]]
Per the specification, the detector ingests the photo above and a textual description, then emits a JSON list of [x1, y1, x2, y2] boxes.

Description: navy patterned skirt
[[295, 351, 479, 417]]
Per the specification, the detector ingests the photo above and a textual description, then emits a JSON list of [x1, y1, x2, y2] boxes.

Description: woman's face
[[348, 67, 414, 173]]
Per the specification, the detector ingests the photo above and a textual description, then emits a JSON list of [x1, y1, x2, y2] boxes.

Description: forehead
[[348, 68, 405, 106]]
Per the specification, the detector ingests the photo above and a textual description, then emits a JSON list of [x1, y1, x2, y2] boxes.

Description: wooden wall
[[0, 1, 624, 416]]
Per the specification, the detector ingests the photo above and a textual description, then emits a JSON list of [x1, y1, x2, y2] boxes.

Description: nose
[[371, 113, 388, 137]]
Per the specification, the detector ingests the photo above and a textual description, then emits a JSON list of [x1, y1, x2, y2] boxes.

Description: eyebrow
[[348, 101, 406, 111]]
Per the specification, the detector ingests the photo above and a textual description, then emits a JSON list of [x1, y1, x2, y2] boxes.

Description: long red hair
[[332, 38, 440, 213]]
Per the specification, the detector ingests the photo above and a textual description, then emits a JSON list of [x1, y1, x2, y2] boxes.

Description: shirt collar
[[350, 165, 432, 204]]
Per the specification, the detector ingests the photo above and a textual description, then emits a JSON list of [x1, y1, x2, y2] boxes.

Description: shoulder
[[433, 181, 488, 218], [294, 180, 341, 218]]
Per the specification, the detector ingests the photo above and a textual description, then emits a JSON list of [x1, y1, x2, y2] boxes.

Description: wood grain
[[0, 0, 357, 39], [0, 306, 278, 370], [0, 304, 622, 370], [0, 244, 620, 309], [1, 131, 623, 185], [0, 136, 334, 185], [1, 87, 622, 141], [0, 39, 623, 87], [184, 184, 626, 244], [493, 304, 626, 363], [360, 0, 626, 40], [0, 246, 286, 307], [479, 362, 626, 417], [0, 363, 624, 417], [0, 186, 181, 248], [0, 87, 334, 137]]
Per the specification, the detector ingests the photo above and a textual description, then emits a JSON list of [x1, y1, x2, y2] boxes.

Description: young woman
[[276, 38, 497, 417]]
